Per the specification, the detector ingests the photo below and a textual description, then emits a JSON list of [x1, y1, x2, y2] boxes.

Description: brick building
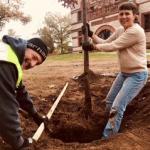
[[71, 0, 150, 52]]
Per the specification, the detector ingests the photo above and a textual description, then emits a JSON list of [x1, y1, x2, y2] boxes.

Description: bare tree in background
[[38, 26, 54, 53], [38, 13, 71, 54], [0, 0, 31, 31]]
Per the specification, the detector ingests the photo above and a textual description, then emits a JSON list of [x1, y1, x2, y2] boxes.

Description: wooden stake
[[32, 82, 69, 142], [82, 0, 92, 118]]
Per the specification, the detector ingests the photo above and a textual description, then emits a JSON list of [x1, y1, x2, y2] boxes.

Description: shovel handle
[[32, 82, 68, 142]]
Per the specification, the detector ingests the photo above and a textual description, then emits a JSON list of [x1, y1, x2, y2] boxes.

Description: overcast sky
[[0, 0, 70, 39]]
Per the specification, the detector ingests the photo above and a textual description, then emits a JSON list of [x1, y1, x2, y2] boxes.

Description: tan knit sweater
[[93, 23, 147, 73]]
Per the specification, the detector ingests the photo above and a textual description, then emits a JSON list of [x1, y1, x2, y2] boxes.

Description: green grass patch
[[47, 52, 117, 62]]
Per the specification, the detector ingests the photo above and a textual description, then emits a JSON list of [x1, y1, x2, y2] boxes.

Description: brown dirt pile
[[0, 73, 150, 150]]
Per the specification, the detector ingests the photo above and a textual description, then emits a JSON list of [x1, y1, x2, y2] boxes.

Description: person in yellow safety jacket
[[0, 35, 48, 150]]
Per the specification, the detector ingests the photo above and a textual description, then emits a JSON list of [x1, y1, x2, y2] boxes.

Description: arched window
[[98, 29, 112, 39], [95, 25, 115, 40]]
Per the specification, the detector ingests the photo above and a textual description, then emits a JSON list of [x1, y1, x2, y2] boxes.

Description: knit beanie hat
[[27, 38, 48, 61]]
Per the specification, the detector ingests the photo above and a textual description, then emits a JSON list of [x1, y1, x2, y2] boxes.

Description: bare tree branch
[[0, 0, 31, 31]]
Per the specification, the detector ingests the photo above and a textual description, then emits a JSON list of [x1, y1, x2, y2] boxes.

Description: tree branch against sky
[[0, 0, 70, 39], [0, 0, 31, 31], [38, 13, 71, 54], [58, 0, 78, 8]]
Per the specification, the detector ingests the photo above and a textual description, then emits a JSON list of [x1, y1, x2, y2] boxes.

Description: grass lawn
[[47, 52, 117, 62], [47, 51, 150, 62]]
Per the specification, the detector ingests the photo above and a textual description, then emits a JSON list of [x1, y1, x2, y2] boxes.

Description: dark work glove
[[82, 41, 95, 51], [17, 138, 32, 150], [32, 112, 47, 126], [82, 23, 93, 37]]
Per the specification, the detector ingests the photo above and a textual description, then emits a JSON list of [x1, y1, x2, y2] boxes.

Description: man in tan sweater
[[93, 23, 147, 73], [82, 2, 148, 139]]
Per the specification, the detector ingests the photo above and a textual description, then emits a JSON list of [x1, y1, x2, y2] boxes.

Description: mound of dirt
[[0, 75, 150, 150]]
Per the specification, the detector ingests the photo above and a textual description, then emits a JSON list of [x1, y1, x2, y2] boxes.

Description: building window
[[90, 6, 94, 12], [143, 13, 150, 32], [78, 31, 82, 46], [78, 11, 82, 22], [98, 29, 112, 40]]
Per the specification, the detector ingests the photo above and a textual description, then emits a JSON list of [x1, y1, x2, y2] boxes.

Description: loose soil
[[0, 60, 150, 150]]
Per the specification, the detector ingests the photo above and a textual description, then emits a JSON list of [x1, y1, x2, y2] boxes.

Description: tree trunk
[[60, 38, 64, 54], [82, 0, 92, 118]]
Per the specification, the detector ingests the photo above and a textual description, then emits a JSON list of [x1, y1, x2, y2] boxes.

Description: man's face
[[118, 10, 136, 29], [22, 48, 43, 70]]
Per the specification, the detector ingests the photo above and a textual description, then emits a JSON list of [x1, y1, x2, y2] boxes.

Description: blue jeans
[[103, 71, 148, 138]]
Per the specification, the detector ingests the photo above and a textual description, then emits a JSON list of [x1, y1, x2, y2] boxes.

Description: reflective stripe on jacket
[[0, 43, 22, 87]]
